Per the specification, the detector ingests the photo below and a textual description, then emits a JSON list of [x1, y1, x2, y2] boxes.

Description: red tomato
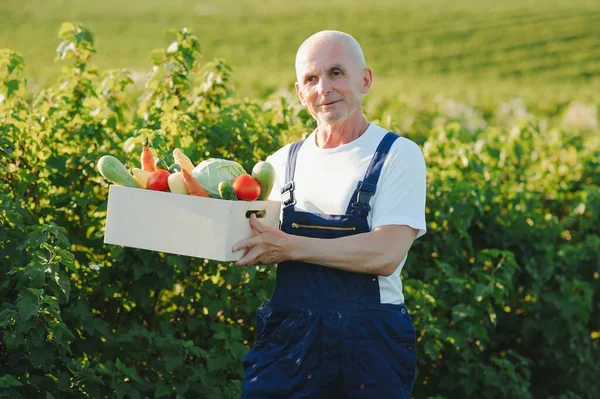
[[232, 174, 261, 201], [147, 169, 171, 191]]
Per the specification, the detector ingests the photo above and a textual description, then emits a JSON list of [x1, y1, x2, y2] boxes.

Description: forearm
[[287, 225, 418, 276]]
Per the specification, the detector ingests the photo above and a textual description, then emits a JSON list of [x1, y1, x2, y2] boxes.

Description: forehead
[[296, 41, 356, 76]]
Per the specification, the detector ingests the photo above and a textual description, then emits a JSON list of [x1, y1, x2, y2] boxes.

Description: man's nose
[[316, 77, 332, 95]]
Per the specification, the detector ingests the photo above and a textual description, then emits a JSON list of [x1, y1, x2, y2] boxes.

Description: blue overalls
[[242, 132, 417, 399]]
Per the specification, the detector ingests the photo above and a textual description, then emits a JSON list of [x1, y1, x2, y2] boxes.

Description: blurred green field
[[1, 0, 600, 101]]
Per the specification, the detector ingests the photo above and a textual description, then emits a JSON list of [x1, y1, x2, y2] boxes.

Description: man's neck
[[315, 115, 369, 149]]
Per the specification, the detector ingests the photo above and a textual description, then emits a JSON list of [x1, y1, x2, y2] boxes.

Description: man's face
[[295, 41, 371, 125]]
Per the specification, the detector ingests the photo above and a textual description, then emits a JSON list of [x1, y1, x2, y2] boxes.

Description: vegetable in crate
[[132, 168, 151, 188], [182, 169, 209, 197], [168, 163, 182, 173], [218, 180, 238, 200], [191, 159, 246, 198], [141, 146, 156, 172], [97, 155, 141, 188], [232, 174, 261, 201], [172, 148, 195, 173], [147, 169, 171, 191], [154, 158, 168, 170], [252, 161, 276, 200], [167, 172, 188, 194]]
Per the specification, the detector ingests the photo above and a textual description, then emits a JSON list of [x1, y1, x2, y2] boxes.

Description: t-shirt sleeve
[[371, 138, 427, 239]]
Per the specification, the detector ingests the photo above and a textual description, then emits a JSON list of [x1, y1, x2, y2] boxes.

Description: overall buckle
[[281, 181, 296, 207], [351, 181, 376, 215]]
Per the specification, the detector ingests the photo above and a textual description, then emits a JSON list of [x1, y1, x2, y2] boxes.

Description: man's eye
[[305, 76, 315, 83], [332, 69, 342, 76]]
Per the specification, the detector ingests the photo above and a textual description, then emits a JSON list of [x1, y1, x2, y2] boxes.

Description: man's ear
[[295, 82, 306, 106], [361, 68, 373, 94]]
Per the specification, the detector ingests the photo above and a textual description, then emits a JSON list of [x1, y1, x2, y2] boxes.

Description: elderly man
[[232, 30, 426, 398]]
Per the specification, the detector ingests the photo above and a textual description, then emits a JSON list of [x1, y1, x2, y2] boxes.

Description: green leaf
[[164, 353, 184, 372], [225, 340, 248, 359], [5, 80, 19, 97], [57, 372, 71, 392], [30, 343, 54, 370], [0, 309, 14, 327], [75, 29, 94, 46], [207, 355, 230, 372], [133, 263, 152, 280], [8, 53, 24, 74], [23, 262, 47, 288], [53, 246, 77, 273], [54, 270, 71, 300], [452, 304, 476, 323], [87, 317, 111, 337], [58, 22, 76, 38], [114, 381, 129, 399], [212, 330, 228, 340], [155, 381, 172, 398], [16, 289, 40, 322], [52, 323, 75, 343], [115, 358, 141, 383], [42, 295, 62, 322], [46, 156, 67, 174], [0, 375, 22, 387], [30, 326, 46, 347]]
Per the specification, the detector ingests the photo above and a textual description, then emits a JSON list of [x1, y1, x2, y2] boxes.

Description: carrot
[[182, 169, 209, 197], [141, 146, 156, 172]]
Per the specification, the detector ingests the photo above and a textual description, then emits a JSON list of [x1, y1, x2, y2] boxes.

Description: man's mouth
[[320, 100, 341, 107]]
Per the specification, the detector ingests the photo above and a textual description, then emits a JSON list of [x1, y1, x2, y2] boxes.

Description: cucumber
[[251, 161, 275, 200], [218, 180, 238, 200], [97, 155, 141, 188]]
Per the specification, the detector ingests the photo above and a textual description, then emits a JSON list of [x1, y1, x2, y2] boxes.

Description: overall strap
[[281, 139, 306, 210], [346, 132, 400, 218]]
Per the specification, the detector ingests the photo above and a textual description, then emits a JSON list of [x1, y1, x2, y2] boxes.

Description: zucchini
[[98, 155, 141, 188]]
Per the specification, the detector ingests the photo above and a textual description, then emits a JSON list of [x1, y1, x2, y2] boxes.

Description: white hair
[[295, 30, 366, 79]]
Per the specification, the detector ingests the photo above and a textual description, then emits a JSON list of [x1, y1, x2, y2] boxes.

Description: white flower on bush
[[128, 69, 148, 86], [435, 96, 487, 133], [263, 88, 303, 114], [495, 98, 532, 126], [166, 42, 178, 54], [562, 101, 598, 130]]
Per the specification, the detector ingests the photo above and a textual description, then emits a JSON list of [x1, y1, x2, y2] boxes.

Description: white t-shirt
[[266, 123, 427, 304]]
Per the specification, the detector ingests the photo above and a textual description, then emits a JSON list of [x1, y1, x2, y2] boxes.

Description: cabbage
[[191, 158, 246, 198]]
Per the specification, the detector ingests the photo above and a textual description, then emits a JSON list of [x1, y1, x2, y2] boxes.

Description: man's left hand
[[232, 214, 291, 266]]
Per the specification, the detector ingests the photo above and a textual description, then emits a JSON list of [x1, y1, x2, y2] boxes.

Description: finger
[[249, 213, 271, 233], [235, 245, 261, 266], [232, 235, 263, 253], [250, 225, 261, 237]]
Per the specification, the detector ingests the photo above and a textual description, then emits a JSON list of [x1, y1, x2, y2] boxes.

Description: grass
[[1, 0, 599, 102]]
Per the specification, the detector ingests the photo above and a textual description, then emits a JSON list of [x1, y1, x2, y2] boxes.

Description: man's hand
[[232, 214, 291, 266]]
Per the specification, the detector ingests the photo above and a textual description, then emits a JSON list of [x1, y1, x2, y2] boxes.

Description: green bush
[[1, 24, 598, 398]]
